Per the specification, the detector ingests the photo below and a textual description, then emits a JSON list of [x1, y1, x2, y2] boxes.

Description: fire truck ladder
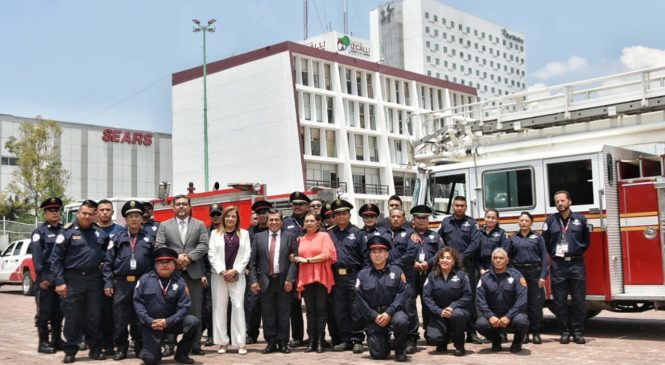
[[412, 66, 665, 160]]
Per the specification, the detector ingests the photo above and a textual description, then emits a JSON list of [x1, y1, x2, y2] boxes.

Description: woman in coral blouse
[[292, 212, 337, 353]]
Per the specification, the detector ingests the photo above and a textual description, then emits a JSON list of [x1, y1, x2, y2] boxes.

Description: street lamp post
[[192, 18, 216, 192]]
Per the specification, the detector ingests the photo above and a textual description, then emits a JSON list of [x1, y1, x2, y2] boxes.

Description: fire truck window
[[13, 241, 23, 256], [482, 167, 534, 210], [547, 159, 594, 206], [428, 173, 466, 214], [2, 243, 15, 257]]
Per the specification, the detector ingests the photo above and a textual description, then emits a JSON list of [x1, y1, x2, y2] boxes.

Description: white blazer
[[208, 228, 251, 275]]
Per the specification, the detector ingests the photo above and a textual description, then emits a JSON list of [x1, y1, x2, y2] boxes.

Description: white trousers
[[211, 273, 246, 346]]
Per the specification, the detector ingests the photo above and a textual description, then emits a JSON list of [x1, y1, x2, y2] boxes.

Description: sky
[[1, 0, 665, 134]]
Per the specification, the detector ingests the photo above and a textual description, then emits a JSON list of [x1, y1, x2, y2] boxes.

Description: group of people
[[29, 188, 590, 364]]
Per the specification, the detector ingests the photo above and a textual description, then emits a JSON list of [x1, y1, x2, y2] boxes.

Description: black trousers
[[35, 278, 63, 329], [302, 283, 328, 339], [551, 258, 586, 335], [139, 315, 199, 365], [515, 265, 545, 332], [326, 293, 340, 344], [463, 261, 478, 335], [260, 277, 291, 345], [290, 294, 304, 341], [101, 292, 114, 349], [426, 308, 469, 349], [244, 279, 261, 340], [332, 272, 364, 344], [61, 272, 103, 356], [476, 313, 529, 344], [366, 311, 408, 359], [201, 277, 213, 340], [112, 279, 142, 352], [412, 273, 426, 338], [182, 272, 203, 349]]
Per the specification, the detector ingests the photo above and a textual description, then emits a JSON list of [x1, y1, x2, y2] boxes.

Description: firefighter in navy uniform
[[476, 248, 529, 353], [283, 192, 309, 347], [103, 200, 155, 360], [133, 247, 200, 365], [437, 196, 483, 344], [355, 235, 410, 362], [358, 203, 392, 263], [141, 201, 160, 240], [408, 205, 444, 352], [542, 190, 591, 345], [32, 197, 65, 354], [329, 199, 367, 353], [51, 200, 110, 363], [246, 200, 271, 344]]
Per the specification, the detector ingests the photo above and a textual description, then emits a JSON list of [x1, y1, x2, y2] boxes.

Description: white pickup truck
[[0, 239, 37, 295]]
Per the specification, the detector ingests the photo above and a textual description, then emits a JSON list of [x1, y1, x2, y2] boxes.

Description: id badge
[[130, 258, 137, 270], [418, 251, 426, 262], [555, 237, 568, 258]]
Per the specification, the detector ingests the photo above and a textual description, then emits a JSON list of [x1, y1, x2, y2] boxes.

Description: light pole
[[192, 18, 216, 192]]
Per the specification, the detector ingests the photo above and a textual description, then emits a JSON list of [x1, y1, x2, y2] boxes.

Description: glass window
[[428, 173, 466, 214], [355, 134, 364, 161], [345, 69, 352, 93], [326, 130, 337, 157], [303, 92, 311, 120], [310, 128, 321, 156], [300, 59, 309, 86], [324, 64, 332, 90], [483, 167, 535, 210], [326, 97, 334, 124], [369, 105, 376, 130], [13, 241, 23, 256], [356, 71, 363, 96], [359, 104, 366, 128], [312, 61, 320, 88], [369, 136, 379, 162], [366, 74, 373, 98], [546, 159, 594, 206]]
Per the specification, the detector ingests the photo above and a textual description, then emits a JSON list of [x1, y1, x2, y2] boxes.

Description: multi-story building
[[171, 39, 475, 218], [0, 114, 172, 200], [370, 0, 527, 101]]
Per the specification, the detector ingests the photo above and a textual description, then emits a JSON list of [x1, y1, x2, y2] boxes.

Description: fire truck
[[410, 66, 665, 316]]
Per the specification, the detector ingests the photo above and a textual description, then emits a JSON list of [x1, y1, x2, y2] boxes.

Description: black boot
[[316, 335, 325, 353], [523, 333, 530, 344], [305, 334, 316, 353], [532, 332, 542, 344], [38, 326, 56, 354]]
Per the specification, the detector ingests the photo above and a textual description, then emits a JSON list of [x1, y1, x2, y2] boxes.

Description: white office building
[[370, 0, 527, 101], [0, 114, 172, 201], [171, 38, 476, 217]]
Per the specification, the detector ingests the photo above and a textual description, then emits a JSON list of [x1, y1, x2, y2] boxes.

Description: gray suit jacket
[[249, 230, 298, 292], [155, 216, 209, 279]]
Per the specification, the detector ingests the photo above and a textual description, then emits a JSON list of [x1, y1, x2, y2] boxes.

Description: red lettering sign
[[102, 128, 153, 146]]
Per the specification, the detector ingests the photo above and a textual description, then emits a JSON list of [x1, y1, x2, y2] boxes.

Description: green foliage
[[3, 117, 70, 219]]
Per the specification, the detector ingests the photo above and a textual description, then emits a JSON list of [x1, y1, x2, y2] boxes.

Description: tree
[[4, 117, 70, 219]]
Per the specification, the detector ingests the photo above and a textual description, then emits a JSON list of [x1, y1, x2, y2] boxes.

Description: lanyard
[[159, 278, 172, 295], [558, 217, 571, 236], [128, 232, 138, 256]]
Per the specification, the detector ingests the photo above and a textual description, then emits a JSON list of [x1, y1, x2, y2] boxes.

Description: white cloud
[[533, 56, 588, 80], [620, 46, 665, 70]]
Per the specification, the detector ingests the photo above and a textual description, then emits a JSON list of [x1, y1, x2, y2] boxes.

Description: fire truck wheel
[[586, 309, 602, 319], [22, 270, 36, 296]]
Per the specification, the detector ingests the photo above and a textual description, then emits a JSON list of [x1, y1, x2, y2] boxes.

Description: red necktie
[[269, 233, 277, 275]]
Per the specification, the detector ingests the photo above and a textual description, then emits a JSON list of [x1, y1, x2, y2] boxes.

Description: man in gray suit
[[155, 194, 209, 356], [249, 209, 298, 354]]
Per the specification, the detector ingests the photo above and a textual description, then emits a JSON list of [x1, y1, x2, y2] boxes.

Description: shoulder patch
[[542, 222, 548, 231], [107, 241, 114, 250], [477, 280, 482, 288], [152, 226, 157, 231], [355, 278, 360, 289], [55, 234, 65, 244], [519, 276, 527, 287], [32, 233, 41, 242]]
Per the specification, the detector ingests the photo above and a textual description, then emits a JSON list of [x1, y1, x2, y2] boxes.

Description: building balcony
[[354, 183, 389, 195], [393, 185, 413, 197], [306, 179, 347, 192]]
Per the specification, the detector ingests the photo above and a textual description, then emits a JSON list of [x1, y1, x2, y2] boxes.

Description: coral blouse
[[296, 231, 337, 294]]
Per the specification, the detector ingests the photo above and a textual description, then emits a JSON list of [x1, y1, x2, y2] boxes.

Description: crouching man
[[133, 247, 200, 365]]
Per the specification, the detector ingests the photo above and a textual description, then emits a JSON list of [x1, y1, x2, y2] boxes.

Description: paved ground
[[1, 285, 664, 364]]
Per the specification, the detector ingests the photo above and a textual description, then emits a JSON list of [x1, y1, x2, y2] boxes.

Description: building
[[0, 114, 172, 201], [370, 0, 527, 101], [171, 39, 476, 218]]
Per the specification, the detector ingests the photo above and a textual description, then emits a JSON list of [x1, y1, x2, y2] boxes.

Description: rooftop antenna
[[343, 0, 348, 34], [303, 0, 308, 39]]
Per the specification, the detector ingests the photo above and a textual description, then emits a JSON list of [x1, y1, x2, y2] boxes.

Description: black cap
[[209, 203, 223, 215], [143, 201, 154, 209], [252, 200, 273, 213], [289, 191, 311, 204], [367, 235, 391, 250], [81, 199, 98, 208], [154, 247, 178, 262], [321, 202, 334, 217], [331, 199, 353, 213], [40, 197, 63, 210], [359, 203, 380, 217], [121, 200, 145, 217], [410, 205, 433, 217]]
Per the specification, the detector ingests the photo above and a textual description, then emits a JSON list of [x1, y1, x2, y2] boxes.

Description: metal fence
[[0, 217, 36, 250]]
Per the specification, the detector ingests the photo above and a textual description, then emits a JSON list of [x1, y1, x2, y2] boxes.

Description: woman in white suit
[[208, 205, 251, 355]]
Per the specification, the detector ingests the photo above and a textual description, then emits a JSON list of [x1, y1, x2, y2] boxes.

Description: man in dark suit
[[249, 209, 299, 354], [155, 195, 209, 356]]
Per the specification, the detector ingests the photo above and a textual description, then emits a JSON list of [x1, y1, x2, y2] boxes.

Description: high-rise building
[[370, 0, 527, 101], [171, 39, 476, 218]]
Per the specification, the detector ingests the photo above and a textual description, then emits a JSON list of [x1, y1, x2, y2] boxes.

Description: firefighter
[[476, 247, 529, 353], [246, 200, 272, 344], [283, 192, 309, 348], [51, 200, 109, 363], [329, 199, 366, 353], [103, 200, 155, 359], [358, 203, 391, 264], [32, 197, 65, 354], [133, 247, 199, 365], [141, 201, 160, 239], [355, 235, 409, 362], [542, 190, 591, 345]]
